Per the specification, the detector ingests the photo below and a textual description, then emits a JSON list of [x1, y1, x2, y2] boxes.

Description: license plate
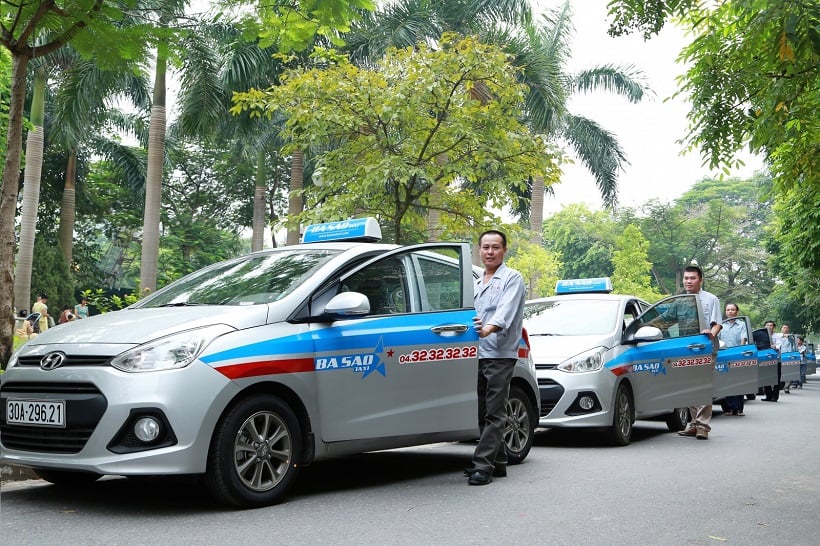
[[6, 399, 66, 427]]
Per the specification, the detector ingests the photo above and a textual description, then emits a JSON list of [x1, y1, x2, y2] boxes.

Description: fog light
[[134, 417, 161, 443], [579, 395, 595, 410]]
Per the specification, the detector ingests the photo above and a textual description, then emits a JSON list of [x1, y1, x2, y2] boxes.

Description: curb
[[1, 464, 39, 483]]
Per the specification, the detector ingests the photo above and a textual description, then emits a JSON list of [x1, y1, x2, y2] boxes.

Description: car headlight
[[557, 347, 607, 373], [110, 325, 233, 372]]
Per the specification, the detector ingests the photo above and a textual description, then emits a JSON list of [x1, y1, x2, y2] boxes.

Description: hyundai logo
[[40, 352, 67, 371]]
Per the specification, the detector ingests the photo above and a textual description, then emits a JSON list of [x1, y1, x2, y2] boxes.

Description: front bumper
[[0, 360, 236, 476], [537, 369, 617, 428]]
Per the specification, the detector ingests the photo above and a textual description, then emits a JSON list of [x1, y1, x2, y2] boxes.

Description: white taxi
[[525, 278, 738, 445], [1, 218, 539, 507]]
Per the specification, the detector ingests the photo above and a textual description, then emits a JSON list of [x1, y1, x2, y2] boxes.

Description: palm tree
[[12, 64, 47, 311], [50, 52, 151, 265]]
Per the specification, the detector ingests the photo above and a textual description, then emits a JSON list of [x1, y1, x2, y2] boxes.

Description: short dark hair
[[684, 265, 703, 278], [39, 293, 48, 299], [764, 320, 776, 327], [478, 230, 507, 248], [725, 302, 739, 313]]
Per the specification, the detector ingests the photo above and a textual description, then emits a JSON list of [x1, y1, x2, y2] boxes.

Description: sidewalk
[[1, 463, 39, 483]]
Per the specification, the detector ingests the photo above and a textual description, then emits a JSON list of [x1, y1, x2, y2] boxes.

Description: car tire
[[205, 394, 302, 508], [606, 383, 634, 446], [504, 385, 536, 465], [33, 468, 101, 485], [665, 407, 690, 431]]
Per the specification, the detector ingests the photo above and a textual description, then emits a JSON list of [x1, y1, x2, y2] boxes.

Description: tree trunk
[[252, 150, 266, 252], [286, 149, 304, 245], [59, 149, 78, 265], [139, 53, 167, 294], [0, 54, 31, 369], [13, 66, 47, 315], [530, 175, 544, 246]]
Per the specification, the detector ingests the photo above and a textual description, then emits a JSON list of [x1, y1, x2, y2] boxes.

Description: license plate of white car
[[6, 399, 66, 427]]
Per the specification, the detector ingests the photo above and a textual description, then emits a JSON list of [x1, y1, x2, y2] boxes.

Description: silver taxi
[[1, 218, 539, 507], [525, 278, 728, 445]]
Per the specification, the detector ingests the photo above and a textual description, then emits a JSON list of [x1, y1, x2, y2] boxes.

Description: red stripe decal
[[609, 364, 631, 377], [215, 357, 314, 380]]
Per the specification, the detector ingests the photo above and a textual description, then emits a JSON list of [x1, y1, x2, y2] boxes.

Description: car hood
[[527, 334, 614, 364], [23, 306, 271, 346]]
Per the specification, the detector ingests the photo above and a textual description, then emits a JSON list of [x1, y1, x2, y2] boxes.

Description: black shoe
[[492, 464, 507, 478], [463, 467, 476, 477], [468, 470, 493, 486]]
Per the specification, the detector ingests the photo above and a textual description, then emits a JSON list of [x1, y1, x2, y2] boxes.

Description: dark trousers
[[726, 394, 744, 413], [472, 358, 515, 473]]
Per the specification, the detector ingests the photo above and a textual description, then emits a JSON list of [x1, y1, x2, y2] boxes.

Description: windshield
[[524, 298, 621, 336], [139, 249, 342, 307]]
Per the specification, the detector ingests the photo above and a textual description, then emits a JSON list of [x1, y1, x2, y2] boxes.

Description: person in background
[[779, 323, 793, 393], [720, 302, 748, 416], [74, 297, 89, 319], [58, 305, 72, 324], [762, 320, 780, 401], [31, 293, 49, 333], [463, 229, 526, 486], [15, 309, 36, 339], [795, 336, 807, 389], [673, 266, 722, 440]]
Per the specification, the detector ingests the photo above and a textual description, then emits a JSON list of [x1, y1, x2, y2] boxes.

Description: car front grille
[[16, 355, 111, 367], [0, 382, 107, 453]]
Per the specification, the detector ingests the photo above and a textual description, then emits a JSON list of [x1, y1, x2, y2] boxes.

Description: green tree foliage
[[29, 237, 75, 320], [611, 224, 663, 302], [233, 34, 554, 243], [606, 0, 820, 321], [506, 239, 562, 299], [232, 0, 376, 51], [541, 203, 619, 279]]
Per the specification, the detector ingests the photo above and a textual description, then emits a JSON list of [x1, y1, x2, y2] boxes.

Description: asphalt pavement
[[2, 378, 820, 545]]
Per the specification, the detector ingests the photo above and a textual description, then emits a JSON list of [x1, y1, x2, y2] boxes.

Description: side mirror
[[633, 325, 663, 342], [325, 291, 370, 317]]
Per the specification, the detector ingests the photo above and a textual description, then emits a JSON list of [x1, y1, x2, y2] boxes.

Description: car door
[[752, 327, 779, 389], [311, 243, 479, 442], [714, 316, 758, 398], [779, 334, 801, 383], [618, 294, 714, 412]]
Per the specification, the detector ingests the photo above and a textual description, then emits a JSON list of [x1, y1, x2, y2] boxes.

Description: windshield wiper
[[158, 302, 204, 307], [529, 332, 558, 336]]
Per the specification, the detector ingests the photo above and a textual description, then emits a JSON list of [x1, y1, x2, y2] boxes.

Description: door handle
[[687, 343, 706, 350], [431, 324, 469, 334], [742, 350, 755, 356]]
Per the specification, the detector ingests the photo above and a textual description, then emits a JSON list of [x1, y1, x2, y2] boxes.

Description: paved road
[[3, 380, 820, 545]]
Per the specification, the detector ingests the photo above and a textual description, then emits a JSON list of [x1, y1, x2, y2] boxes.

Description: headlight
[[557, 347, 607, 373], [110, 325, 233, 372], [6, 350, 20, 369]]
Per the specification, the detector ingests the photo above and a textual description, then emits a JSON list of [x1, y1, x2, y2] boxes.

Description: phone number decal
[[670, 356, 713, 368], [729, 359, 757, 368], [399, 346, 478, 364]]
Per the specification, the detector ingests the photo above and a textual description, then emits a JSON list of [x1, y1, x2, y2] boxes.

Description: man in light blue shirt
[[465, 230, 525, 486]]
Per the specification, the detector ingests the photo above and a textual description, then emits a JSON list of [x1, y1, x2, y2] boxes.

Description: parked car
[[524, 278, 745, 446], [805, 342, 817, 376], [1, 218, 539, 507]]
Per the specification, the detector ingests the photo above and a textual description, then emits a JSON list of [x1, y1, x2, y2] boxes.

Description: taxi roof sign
[[555, 277, 613, 295], [302, 218, 382, 243]]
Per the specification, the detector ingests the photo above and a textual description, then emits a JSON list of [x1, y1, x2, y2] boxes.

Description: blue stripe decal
[[201, 310, 478, 365]]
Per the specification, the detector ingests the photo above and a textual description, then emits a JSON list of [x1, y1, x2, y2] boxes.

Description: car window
[[635, 294, 701, 338], [524, 299, 620, 336], [140, 249, 342, 307], [414, 252, 463, 311], [344, 257, 408, 314]]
